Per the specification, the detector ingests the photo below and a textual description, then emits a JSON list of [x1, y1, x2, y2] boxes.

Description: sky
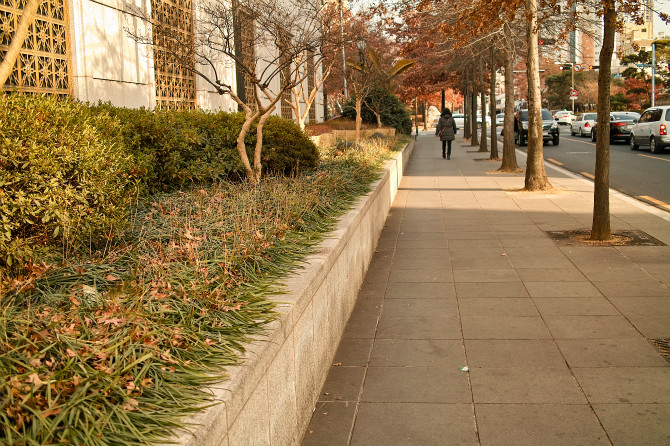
[[654, 0, 670, 37]]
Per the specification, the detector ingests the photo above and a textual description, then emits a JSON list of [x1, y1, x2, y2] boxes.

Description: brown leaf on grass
[[65, 348, 77, 357], [69, 296, 81, 306], [26, 373, 43, 388], [105, 274, 119, 282], [123, 398, 139, 411], [40, 407, 62, 418]]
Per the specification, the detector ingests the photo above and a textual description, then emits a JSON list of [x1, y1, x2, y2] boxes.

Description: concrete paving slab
[[515, 267, 588, 282], [556, 338, 668, 367], [350, 403, 477, 446], [476, 404, 609, 446], [607, 295, 670, 315], [388, 268, 453, 283], [593, 280, 670, 297], [361, 367, 471, 403], [524, 281, 603, 298], [376, 316, 461, 340], [470, 367, 586, 403], [460, 316, 551, 339], [458, 298, 539, 317], [543, 315, 640, 339], [332, 338, 373, 367], [381, 298, 458, 318], [465, 339, 566, 368], [390, 257, 447, 270], [395, 239, 449, 249], [369, 339, 465, 367], [384, 282, 455, 299], [625, 313, 670, 338], [301, 401, 356, 446], [574, 367, 670, 403], [392, 248, 450, 260], [593, 404, 670, 446], [318, 367, 366, 402], [533, 297, 619, 316], [455, 282, 528, 298], [453, 268, 520, 283]]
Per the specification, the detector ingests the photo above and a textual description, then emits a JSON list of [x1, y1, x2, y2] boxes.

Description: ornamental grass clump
[[0, 134, 408, 444]]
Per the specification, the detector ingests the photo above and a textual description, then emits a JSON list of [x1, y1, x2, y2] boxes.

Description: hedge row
[[0, 94, 319, 270]]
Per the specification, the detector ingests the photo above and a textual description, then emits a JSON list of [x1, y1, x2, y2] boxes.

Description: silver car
[[629, 106, 670, 154], [452, 113, 465, 129], [571, 113, 597, 137]]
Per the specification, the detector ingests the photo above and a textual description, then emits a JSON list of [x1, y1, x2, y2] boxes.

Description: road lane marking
[[637, 196, 670, 211], [546, 158, 564, 165], [580, 172, 595, 179], [638, 154, 670, 163]]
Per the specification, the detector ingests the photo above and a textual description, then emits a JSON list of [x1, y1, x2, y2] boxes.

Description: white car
[[476, 113, 491, 128], [571, 113, 597, 137], [452, 113, 465, 129], [496, 113, 505, 126], [554, 110, 576, 125], [629, 105, 670, 154]]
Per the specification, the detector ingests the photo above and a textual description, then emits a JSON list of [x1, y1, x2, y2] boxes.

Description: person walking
[[435, 107, 457, 159]]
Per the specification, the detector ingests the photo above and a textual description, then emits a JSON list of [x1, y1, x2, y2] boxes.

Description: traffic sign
[[570, 96, 578, 100], [570, 89, 578, 97], [573, 64, 582, 72]]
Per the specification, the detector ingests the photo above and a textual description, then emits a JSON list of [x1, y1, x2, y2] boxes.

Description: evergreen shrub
[[0, 94, 136, 268], [342, 87, 413, 134]]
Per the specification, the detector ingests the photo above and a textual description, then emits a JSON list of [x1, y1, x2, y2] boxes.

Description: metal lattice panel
[[307, 52, 315, 122], [151, 0, 195, 109], [279, 50, 291, 119], [1, 0, 71, 95], [239, 9, 256, 112]]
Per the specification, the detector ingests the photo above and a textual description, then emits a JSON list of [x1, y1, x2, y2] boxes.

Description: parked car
[[590, 113, 638, 143], [513, 109, 560, 146], [554, 110, 576, 125], [476, 113, 491, 128], [452, 113, 465, 129], [629, 105, 670, 154], [496, 113, 505, 126], [571, 113, 597, 137]]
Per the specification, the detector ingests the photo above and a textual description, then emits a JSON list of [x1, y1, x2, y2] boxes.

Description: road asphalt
[[300, 131, 670, 446]]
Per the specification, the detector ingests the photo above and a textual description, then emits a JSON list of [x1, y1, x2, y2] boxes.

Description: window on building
[[1, 0, 71, 95], [151, 0, 196, 109]]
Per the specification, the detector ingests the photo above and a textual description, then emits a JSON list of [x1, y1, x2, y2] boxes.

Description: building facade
[[1, 0, 324, 122]]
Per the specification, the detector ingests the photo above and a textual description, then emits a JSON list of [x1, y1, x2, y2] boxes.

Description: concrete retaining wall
[[169, 139, 415, 446]]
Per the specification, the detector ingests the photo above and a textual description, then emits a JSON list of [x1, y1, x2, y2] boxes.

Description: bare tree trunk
[[376, 112, 382, 128], [470, 67, 479, 147], [479, 56, 488, 152], [0, 0, 41, 86], [423, 99, 428, 131], [523, 0, 551, 191], [591, 1, 616, 241], [490, 47, 499, 160], [355, 97, 363, 143], [500, 23, 521, 172], [237, 111, 262, 183], [464, 75, 471, 140]]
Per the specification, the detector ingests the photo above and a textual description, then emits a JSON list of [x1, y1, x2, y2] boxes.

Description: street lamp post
[[652, 41, 656, 107]]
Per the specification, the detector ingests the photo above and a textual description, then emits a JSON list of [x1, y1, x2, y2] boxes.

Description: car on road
[[571, 113, 597, 137], [590, 113, 638, 143], [513, 108, 560, 146], [476, 112, 491, 128], [496, 113, 505, 126], [452, 113, 465, 129], [629, 105, 670, 154], [554, 110, 576, 125]]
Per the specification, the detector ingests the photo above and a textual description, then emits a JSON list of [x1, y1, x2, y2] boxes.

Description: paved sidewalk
[[300, 133, 670, 446]]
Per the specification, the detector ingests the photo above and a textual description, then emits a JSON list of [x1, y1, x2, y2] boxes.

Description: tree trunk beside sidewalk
[[470, 68, 479, 147], [490, 47, 499, 160], [591, 1, 616, 241], [499, 24, 521, 172], [523, 0, 551, 191], [479, 56, 488, 152]]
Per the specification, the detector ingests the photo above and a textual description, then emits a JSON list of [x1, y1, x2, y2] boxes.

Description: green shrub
[[0, 94, 136, 268], [260, 116, 319, 174], [91, 105, 318, 188], [342, 87, 413, 134]]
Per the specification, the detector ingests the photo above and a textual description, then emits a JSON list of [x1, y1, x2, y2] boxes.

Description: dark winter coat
[[435, 112, 457, 141]]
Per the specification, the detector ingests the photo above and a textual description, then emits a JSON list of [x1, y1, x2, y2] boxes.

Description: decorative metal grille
[[279, 50, 292, 119], [307, 52, 316, 122], [239, 9, 256, 112], [151, 0, 196, 109], [1, 0, 71, 95]]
